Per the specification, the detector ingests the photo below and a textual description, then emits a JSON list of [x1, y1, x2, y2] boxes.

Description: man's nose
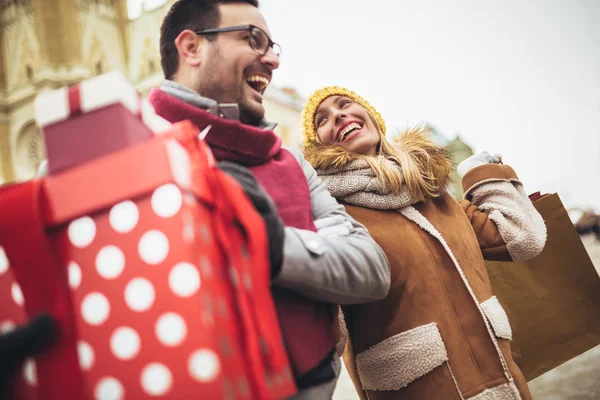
[[261, 47, 281, 70]]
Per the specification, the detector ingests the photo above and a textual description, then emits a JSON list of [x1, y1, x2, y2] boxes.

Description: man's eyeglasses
[[195, 24, 282, 59]]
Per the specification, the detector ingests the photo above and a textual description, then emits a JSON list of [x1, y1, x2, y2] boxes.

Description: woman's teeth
[[339, 123, 361, 141]]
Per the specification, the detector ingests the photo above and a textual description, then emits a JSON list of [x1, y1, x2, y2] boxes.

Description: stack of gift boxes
[[0, 72, 296, 400]]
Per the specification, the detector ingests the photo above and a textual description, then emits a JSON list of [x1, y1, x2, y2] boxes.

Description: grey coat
[[275, 147, 390, 305]]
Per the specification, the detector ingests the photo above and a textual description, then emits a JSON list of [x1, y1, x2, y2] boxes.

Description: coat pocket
[[355, 322, 448, 391], [480, 296, 513, 340]]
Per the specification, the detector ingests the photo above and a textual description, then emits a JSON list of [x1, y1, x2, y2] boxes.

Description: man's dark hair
[[160, 0, 259, 79]]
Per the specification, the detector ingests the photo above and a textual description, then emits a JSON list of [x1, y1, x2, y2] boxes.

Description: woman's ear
[[174, 29, 204, 68]]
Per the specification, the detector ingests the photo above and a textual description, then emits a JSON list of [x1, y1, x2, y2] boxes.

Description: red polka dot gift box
[[0, 74, 296, 400]]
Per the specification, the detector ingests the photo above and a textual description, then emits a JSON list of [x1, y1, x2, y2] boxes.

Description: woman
[[301, 86, 546, 400]]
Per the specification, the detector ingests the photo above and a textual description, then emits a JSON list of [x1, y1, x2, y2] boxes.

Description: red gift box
[[35, 71, 171, 175], [0, 120, 296, 399]]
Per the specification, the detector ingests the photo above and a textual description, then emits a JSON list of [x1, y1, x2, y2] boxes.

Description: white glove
[[457, 151, 502, 178], [314, 216, 352, 238]]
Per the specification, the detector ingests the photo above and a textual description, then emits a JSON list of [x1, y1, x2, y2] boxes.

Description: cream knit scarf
[[316, 158, 419, 210]]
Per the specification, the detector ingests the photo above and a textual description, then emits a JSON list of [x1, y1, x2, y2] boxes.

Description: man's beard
[[199, 68, 265, 127], [238, 97, 265, 127]]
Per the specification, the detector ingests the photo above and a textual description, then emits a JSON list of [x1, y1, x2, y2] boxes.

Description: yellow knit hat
[[301, 86, 386, 148]]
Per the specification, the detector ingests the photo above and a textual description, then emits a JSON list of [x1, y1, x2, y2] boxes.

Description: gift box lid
[[34, 71, 171, 133], [41, 121, 213, 227]]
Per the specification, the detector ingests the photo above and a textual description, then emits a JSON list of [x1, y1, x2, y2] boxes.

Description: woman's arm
[[459, 159, 547, 262]]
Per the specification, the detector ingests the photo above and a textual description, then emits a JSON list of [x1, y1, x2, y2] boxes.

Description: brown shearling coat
[[341, 163, 546, 400]]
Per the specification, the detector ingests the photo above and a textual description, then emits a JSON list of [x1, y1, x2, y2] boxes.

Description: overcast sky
[[259, 0, 600, 211]]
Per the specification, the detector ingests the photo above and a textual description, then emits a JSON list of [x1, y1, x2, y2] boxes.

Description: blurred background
[[0, 1, 599, 397]]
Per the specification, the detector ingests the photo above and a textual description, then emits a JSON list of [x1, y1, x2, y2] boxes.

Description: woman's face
[[314, 95, 380, 156]]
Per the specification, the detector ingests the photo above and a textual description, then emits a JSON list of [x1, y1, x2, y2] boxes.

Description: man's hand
[[217, 161, 285, 278], [457, 151, 502, 178], [0, 313, 56, 400]]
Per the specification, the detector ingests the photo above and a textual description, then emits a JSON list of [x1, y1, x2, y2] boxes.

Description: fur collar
[[303, 126, 453, 201]]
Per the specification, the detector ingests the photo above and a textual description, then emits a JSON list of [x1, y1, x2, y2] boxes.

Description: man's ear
[[174, 29, 204, 68]]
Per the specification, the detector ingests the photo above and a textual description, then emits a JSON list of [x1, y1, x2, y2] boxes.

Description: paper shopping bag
[[486, 193, 600, 381]]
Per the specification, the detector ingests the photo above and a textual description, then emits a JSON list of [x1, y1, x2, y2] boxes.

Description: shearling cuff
[[467, 382, 522, 400], [355, 323, 447, 390], [462, 164, 520, 200]]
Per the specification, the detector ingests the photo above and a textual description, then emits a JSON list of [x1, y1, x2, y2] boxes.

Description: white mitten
[[457, 151, 502, 178]]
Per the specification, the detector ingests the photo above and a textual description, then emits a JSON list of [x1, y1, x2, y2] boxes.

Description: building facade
[[0, 0, 303, 184]]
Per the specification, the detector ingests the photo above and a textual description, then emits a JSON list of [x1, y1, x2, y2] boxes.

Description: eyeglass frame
[[194, 24, 282, 59]]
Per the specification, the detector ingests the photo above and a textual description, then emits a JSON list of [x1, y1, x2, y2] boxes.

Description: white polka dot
[[124, 278, 155, 312], [155, 312, 187, 347], [68, 261, 82, 289], [138, 230, 169, 265], [141, 363, 172, 396], [109, 201, 139, 233], [11, 282, 24, 306], [96, 246, 126, 280], [0, 320, 16, 334], [184, 193, 196, 206], [151, 184, 182, 218], [0, 246, 8, 275], [182, 213, 195, 244], [188, 349, 221, 383], [94, 377, 124, 400], [199, 224, 210, 243], [81, 292, 110, 326], [169, 262, 201, 298], [68, 217, 96, 248], [23, 359, 37, 386], [110, 327, 141, 360], [78, 341, 95, 371]]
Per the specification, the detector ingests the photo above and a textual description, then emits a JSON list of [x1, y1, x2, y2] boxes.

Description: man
[[149, 0, 390, 398]]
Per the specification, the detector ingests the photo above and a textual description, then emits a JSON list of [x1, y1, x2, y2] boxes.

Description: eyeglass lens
[[250, 27, 281, 58]]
